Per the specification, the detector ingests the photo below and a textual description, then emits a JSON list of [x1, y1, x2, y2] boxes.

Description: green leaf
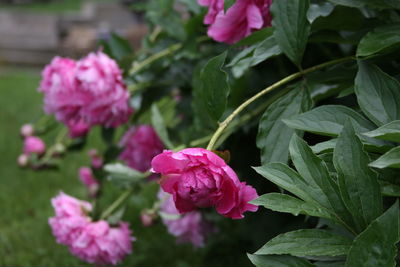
[[289, 135, 354, 228], [333, 120, 383, 233], [253, 163, 317, 205], [200, 52, 230, 120], [327, 0, 400, 9], [357, 24, 400, 58], [355, 62, 400, 126], [363, 120, 400, 143], [256, 229, 352, 257], [107, 32, 133, 61], [311, 139, 337, 154], [345, 202, 400, 267], [307, 2, 335, 23], [104, 163, 148, 187], [271, 0, 311, 66], [234, 27, 277, 47], [283, 105, 375, 137], [248, 254, 314, 267], [380, 181, 400, 197], [252, 193, 333, 219], [151, 104, 174, 149], [257, 87, 312, 164], [369, 146, 400, 169]]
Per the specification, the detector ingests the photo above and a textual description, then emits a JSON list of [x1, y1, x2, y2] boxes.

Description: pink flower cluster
[[198, 0, 273, 44], [151, 148, 258, 219], [119, 125, 164, 172], [49, 192, 133, 265], [18, 124, 46, 167], [38, 52, 133, 138], [158, 191, 215, 247]]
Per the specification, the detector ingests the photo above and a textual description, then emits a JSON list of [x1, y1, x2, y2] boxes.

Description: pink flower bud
[[140, 212, 155, 227], [23, 136, 46, 155], [78, 167, 100, 197], [17, 154, 29, 167], [88, 149, 103, 169], [20, 124, 34, 137]]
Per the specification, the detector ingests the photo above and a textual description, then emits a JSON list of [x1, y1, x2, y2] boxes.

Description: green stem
[[206, 56, 355, 150], [100, 188, 133, 220], [40, 127, 68, 164], [130, 43, 182, 76]]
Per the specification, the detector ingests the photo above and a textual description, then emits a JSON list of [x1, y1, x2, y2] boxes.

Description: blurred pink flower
[[38, 52, 133, 138], [20, 124, 34, 137], [158, 191, 215, 247], [88, 149, 103, 169], [199, 0, 273, 44], [17, 154, 29, 167], [78, 167, 100, 197], [151, 148, 258, 219], [23, 136, 46, 155], [119, 125, 164, 172], [49, 192, 134, 265]]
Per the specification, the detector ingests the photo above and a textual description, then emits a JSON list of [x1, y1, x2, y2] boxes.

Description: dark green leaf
[[107, 33, 133, 61], [333, 120, 383, 232], [355, 62, 400, 126], [271, 0, 311, 66], [311, 139, 337, 154], [252, 193, 333, 219], [345, 202, 399, 267], [200, 52, 230, 120], [369, 146, 400, 169], [248, 254, 315, 267], [224, 0, 235, 12], [380, 181, 400, 197], [284, 105, 375, 137], [256, 229, 352, 257], [234, 27, 276, 47], [253, 163, 317, 206], [257, 87, 311, 164], [363, 120, 400, 143], [328, 0, 400, 9], [289, 135, 354, 229], [357, 24, 400, 58], [101, 127, 115, 145], [151, 104, 174, 149]]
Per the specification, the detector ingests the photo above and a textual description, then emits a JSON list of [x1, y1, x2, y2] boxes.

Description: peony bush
[[19, 0, 400, 266]]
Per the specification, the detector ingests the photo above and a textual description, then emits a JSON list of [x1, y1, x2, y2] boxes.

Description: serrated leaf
[[252, 193, 333, 219], [355, 62, 400, 126], [271, 0, 310, 66], [357, 24, 400, 58], [257, 87, 312, 164], [256, 229, 352, 257], [289, 135, 354, 229], [345, 202, 400, 267], [369, 146, 400, 169], [363, 120, 400, 143], [284, 105, 375, 136], [333, 120, 383, 233], [248, 254, 314, 267], [151, 104, 174, 149], [200, 52, 230, 120]]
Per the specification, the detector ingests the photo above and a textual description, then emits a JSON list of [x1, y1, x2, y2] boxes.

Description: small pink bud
[[17, 154, 29, 167], [23, 136, 46, 155], [20, 124, 34, 137], [78, 167, 100, 197], [88, 149, 103, 169], [140, 211, 155, 227]]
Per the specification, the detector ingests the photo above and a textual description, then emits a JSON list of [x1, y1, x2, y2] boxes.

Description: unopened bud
[[20, 124, 34, 137], [17, 154, 29, 167]]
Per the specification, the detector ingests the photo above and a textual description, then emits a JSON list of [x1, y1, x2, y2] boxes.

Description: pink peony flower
[[20, 124, 34, 137], [23, 136, 46, 155], [38, 52, 133, 137], [158, 191, 215, 247], [199, 0, 273, 44], [78, 167, 100, 197], [49, 192, 134, 265], [119, 125, 164, 172], [151, 148, 258, 219]]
